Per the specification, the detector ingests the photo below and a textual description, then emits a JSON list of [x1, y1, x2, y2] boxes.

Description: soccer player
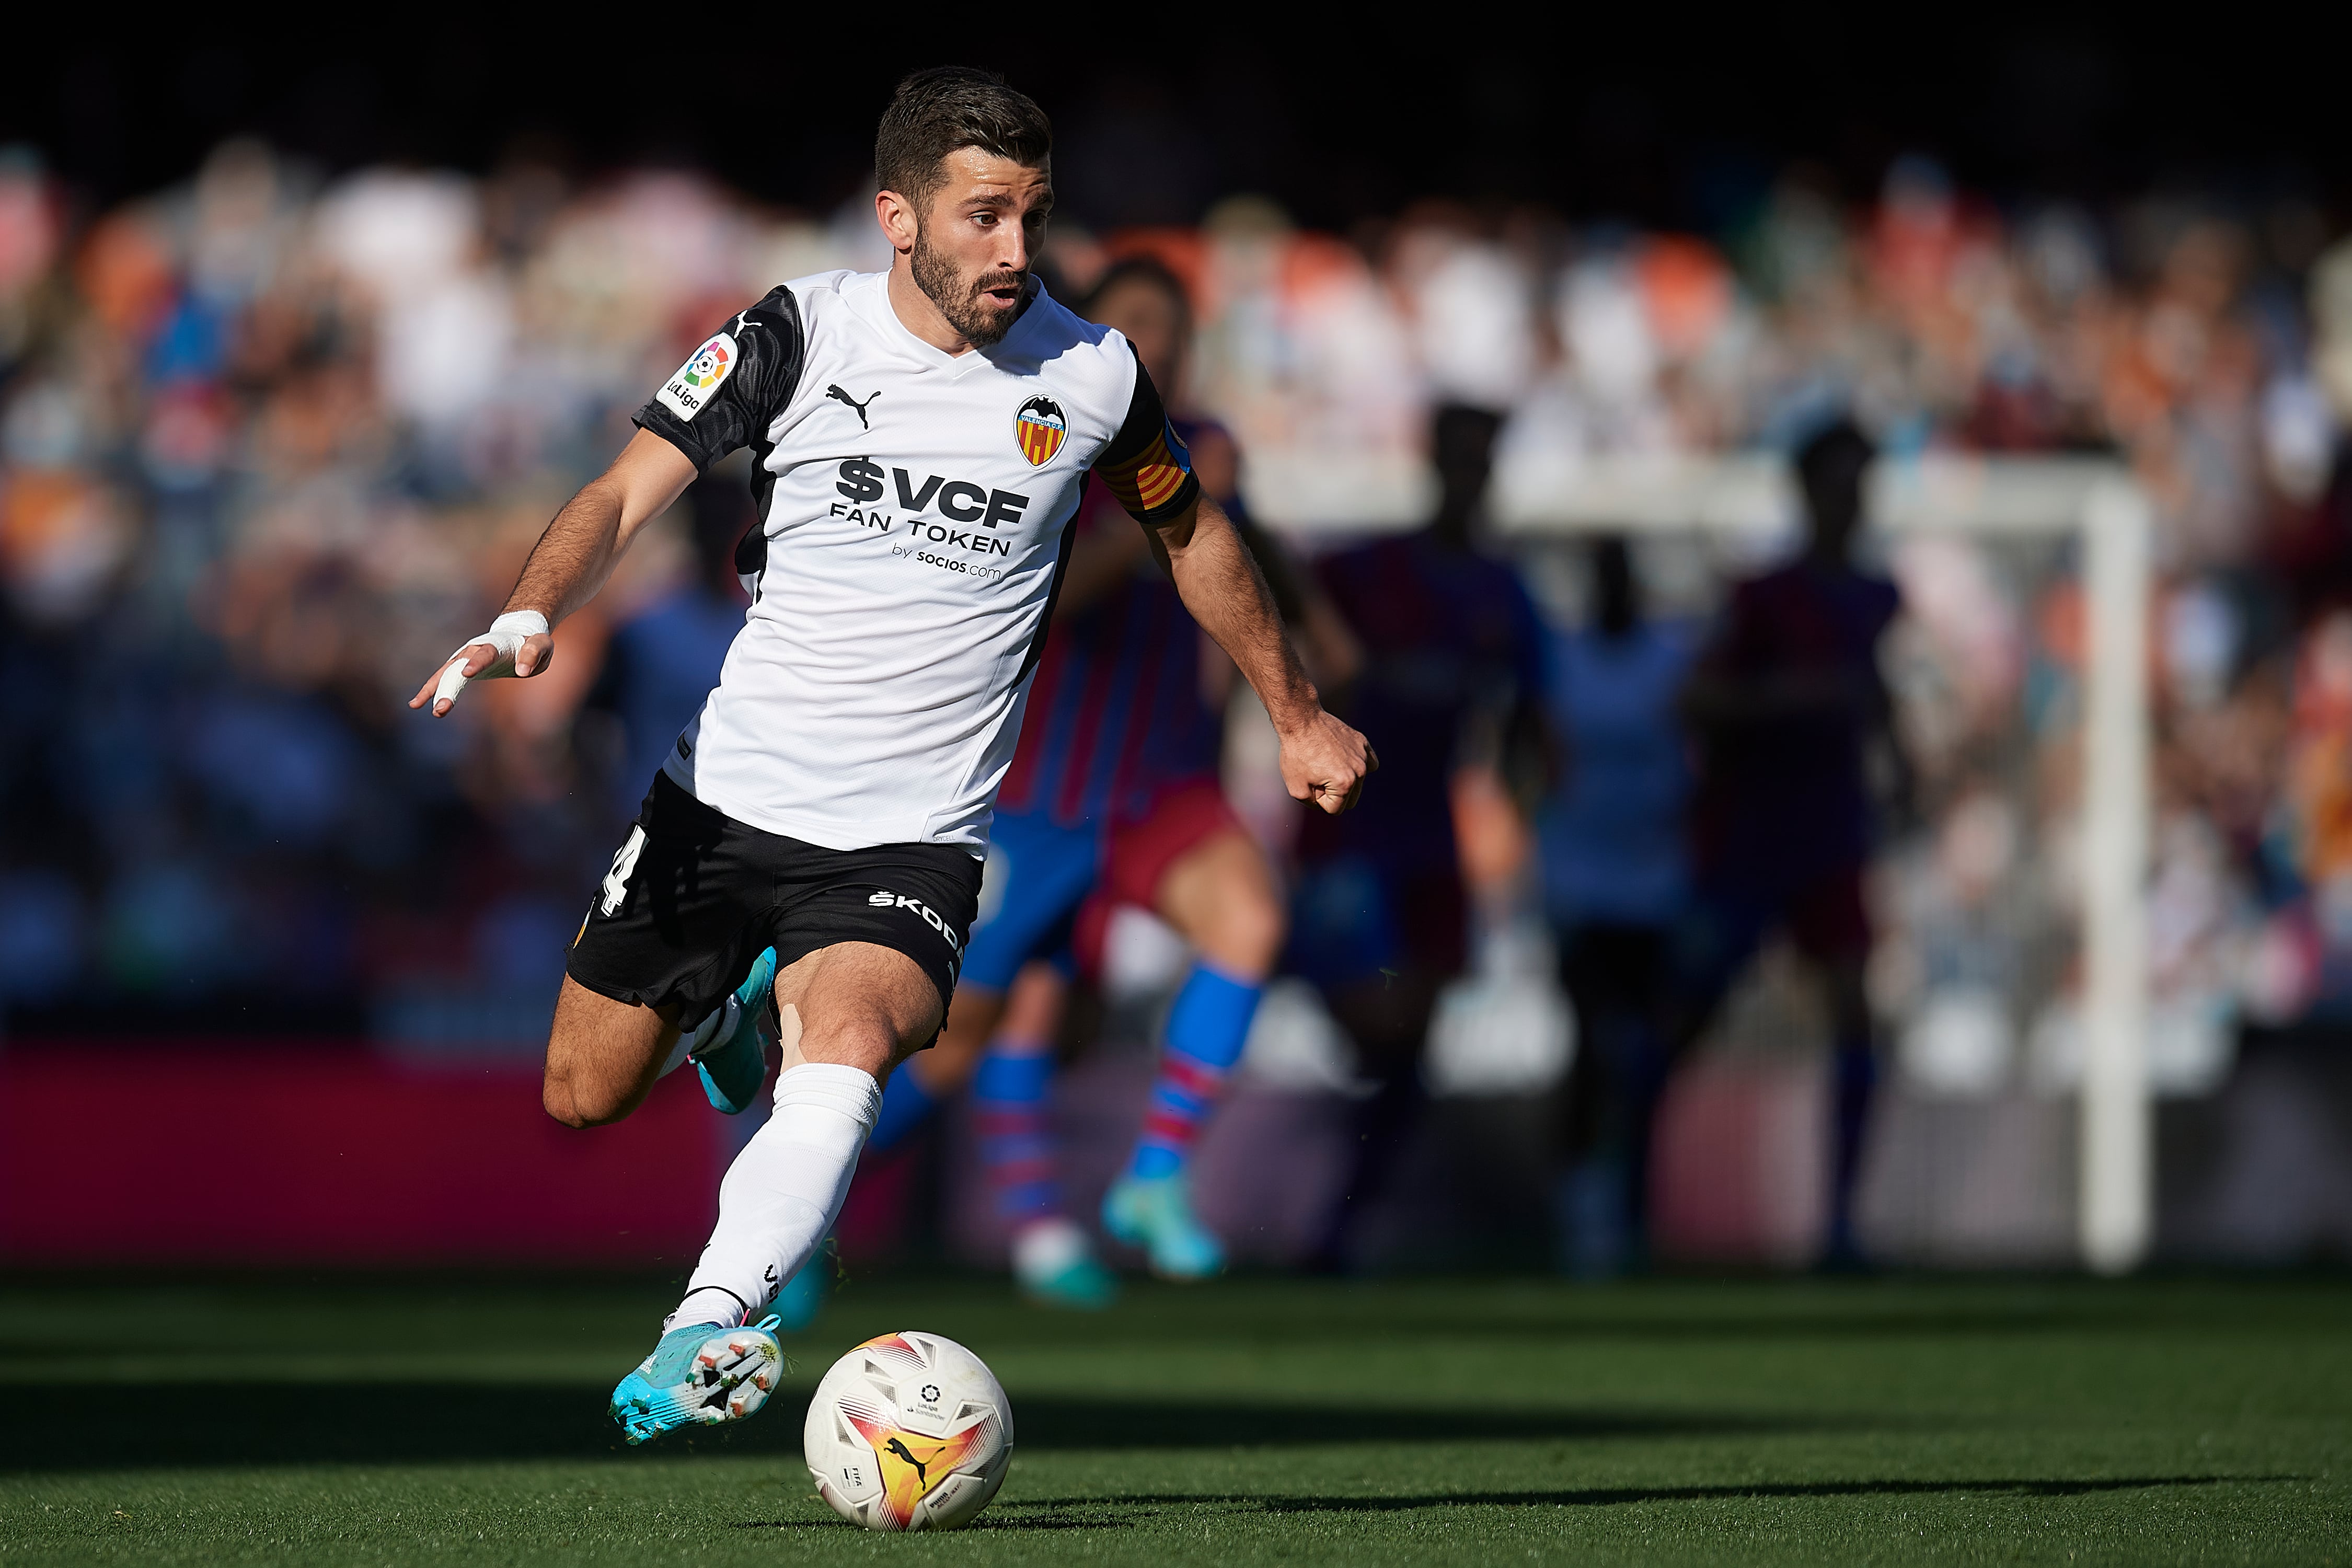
[[1538, 536, 1701, 1277], [578, 476, 788, 1122], [851, 257, 1354, 1306], [1675, 417, 1908, 1269], [1292, 401, 1546, 1272], [409, 70, 1372, 1443]]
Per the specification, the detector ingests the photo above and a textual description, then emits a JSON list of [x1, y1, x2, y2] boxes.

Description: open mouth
[[976, 272, 1027, 308]]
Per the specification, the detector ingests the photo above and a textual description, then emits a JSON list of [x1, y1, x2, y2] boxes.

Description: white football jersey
[[631, 270, 1197, 855]]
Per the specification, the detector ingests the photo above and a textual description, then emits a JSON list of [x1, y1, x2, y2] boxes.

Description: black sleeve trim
[[1091, 348, 1199, 524], [631, 286, 806, 474]]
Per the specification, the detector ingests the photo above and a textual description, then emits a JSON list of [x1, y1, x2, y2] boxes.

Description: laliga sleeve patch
[[659, 331, 739, 421]]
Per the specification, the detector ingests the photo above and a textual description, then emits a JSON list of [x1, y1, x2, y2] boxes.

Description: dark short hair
[[875, 67, 1053, 213]]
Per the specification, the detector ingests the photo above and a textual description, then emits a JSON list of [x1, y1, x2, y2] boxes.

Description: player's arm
[[1148, 494, 1373, 813], [409, 433, 694, 716], [412, 290, 804, 718], [1092, 358, 1373, 812], [1862, 602, 1919, 833], [1232, 509, 1363, 694]]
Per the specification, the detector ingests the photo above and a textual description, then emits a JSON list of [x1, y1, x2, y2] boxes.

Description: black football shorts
[[567, 772, 983, 1029]]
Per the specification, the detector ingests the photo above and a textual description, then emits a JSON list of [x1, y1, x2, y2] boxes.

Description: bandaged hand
[[410, 610, 551, 716]]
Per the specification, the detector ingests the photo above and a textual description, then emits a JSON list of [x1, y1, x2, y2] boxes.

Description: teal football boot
[[694, 947, 777, 1114], [1012, 1217, 1119, 1309], [1102, 1172, 1226, 1281], [608, 1314, 784, 1445]]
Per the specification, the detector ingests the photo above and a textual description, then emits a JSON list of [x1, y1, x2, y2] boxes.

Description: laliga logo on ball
[[804, 1331, 1012, 1531]]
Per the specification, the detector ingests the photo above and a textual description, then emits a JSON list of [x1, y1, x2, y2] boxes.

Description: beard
[[911, 228, 1028, 348]]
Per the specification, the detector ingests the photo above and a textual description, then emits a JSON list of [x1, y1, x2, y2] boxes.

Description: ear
[[875, 188, 919, 257]]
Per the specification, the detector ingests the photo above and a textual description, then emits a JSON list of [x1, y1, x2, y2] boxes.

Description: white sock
[[665, 1286, 752, 1333], [657, 996, 739, 1079], [676, 1062, 881, 1322]]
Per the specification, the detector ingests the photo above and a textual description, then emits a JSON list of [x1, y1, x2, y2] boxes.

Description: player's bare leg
[[540, 977, 677, 1129], [1103, 827, 1285, 1279], [1156, 829, 1284, 979], [610, 941, 941, 1444]]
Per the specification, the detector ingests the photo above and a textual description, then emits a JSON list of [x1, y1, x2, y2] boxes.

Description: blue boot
[[694, 948, 778, 1114], [1012, 1217, 1120, 1309], [608, 1314, 783, 1445], [1103, 1173, 1225, 1281]]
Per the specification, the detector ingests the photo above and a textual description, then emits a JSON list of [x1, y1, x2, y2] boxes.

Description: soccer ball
[[803, 1331, 1013, 1531]]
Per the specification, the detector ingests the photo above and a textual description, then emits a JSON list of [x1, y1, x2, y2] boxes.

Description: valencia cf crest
[[1014, 395, 1068, 467]]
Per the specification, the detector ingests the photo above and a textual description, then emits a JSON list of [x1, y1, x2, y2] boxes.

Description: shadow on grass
[[968, 1474, 2267, 1526], [0, 1384, 1830, 1473]]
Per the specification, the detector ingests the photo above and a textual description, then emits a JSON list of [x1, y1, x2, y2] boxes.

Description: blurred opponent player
[[1294, 402, 1547, 1271], [1676, 418, 1909, 1268], [409, 70, 1372, 1443], [835, 257, 1358, 1307], [1537, 536, 1700, 1277]]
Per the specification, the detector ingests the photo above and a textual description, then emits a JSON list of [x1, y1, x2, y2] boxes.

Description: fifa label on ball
[[803, 1331, 1013, 1532]]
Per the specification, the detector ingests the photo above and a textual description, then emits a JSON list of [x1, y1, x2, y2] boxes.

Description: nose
[[998, 223, 1031, 275]]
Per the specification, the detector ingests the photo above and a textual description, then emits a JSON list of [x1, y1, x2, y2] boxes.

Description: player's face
[[1087, 275, 1186, 395], [908, 149, 1053, 348]]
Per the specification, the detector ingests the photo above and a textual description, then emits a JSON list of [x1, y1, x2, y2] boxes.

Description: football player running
[[410, 68, 1371, 1445], [833, 256, 1362, 1312]]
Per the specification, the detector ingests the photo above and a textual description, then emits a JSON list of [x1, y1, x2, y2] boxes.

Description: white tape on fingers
[[431, 610, 549, 710]]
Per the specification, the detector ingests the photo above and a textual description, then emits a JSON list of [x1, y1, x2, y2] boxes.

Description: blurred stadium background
[[4, 26, 2352, 1284]]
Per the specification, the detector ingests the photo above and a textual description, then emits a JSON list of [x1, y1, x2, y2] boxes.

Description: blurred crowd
[[5, 131, 2352, 1150]]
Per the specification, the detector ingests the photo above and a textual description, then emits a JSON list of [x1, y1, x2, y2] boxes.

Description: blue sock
[[974, 1044, 1057, 1224], [867, 1063, 938, 1155], [1129, 962, 1262, 1180]]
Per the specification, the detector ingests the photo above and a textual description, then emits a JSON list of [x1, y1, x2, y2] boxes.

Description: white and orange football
[[802, 1331, 1013, 1532]]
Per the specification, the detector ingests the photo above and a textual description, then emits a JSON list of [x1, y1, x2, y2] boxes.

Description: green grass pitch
[[0, 1272, 2343, 1564]]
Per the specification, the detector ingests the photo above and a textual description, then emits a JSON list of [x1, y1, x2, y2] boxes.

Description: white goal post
[[1474, 452, 2155, 1274]]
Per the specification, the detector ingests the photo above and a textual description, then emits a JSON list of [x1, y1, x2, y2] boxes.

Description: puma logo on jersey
[[826, 385, 880, 428]]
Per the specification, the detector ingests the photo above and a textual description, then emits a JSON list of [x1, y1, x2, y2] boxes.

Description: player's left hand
[[1278, 707, 1377, 815], [409, 610, 554, 717]]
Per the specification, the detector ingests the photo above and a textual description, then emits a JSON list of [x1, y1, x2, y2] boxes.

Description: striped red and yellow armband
[[1095, 418, 1200, 524]]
